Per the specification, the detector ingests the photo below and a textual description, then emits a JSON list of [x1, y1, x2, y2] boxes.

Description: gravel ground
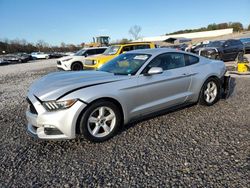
[[0, 59, 249, 187]]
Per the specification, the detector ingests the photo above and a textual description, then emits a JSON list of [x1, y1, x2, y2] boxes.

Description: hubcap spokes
[[87, 106, 116, 138], [204, 81, 217, 103]]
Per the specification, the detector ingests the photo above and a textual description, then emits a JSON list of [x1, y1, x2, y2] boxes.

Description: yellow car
[[83, 42, 156, 69]]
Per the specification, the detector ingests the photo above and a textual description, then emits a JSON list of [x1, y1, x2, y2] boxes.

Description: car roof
[[82, 47, 108, 50], [112, 42, 154, 47], [126, 48, 187, 56]]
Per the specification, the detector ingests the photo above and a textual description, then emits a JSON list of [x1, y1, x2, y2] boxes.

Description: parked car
[[26, 48, 228, 142], [49, 52, 66, 59], [31, 52, 50, 59], [191, 41, 209, 53], [197, 39, 244, 61], [162, 44, 188, 51], [2, 53, 30, 63], [239, 38, 250, 54], [57, 47, 107, 71], [2, 54, 20, 63], [0, 57, 10, 65], [15, 53, 32, 62], [83, 42, 156, 70]]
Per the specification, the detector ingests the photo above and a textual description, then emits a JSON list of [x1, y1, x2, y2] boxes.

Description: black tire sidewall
[[71, 62, 83, 71], [199, 77, 221, 106], [79, 101, 122, 142]]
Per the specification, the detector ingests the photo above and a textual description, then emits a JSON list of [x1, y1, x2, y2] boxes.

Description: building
[[135, 28, 234, 44]]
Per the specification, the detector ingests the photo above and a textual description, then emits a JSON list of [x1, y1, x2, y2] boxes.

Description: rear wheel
[[199, 78, 220, 106], [79, 101, 122, 142], [71, 62, 83, 71]]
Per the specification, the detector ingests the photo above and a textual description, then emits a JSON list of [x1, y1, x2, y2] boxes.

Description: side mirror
[[145, 67, 163, 76]]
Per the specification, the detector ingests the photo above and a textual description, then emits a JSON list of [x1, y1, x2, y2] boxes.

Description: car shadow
[[119, 102, 196, 134], [120, 78, 236, 134]]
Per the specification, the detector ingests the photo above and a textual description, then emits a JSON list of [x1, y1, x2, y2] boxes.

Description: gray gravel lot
[[0, 59, 249, 187]]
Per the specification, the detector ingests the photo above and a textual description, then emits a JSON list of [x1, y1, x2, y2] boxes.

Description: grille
[[57, 61, 61, 65], [26, 98, 38, 114], [84, 60, 94, 65]]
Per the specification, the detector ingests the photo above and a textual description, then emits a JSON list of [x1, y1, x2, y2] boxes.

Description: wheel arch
[[197, 75, 221, 103], [75, 97, 125, 134], [70, 61, 83, 70]]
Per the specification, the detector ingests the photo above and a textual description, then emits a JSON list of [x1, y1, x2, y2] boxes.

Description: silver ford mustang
[[26, 48, 228, 142]]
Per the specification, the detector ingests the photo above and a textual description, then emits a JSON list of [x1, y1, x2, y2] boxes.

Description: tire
[[71, 62, 83, 71], [199, 77, 221, 106], [79, 100, 122, 142]]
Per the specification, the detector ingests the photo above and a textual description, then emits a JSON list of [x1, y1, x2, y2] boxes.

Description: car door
[[132, 52, 192, 116], [222, 40, 237, 60]]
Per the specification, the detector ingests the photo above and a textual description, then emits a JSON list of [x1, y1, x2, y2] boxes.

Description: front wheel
[[71, 62, 83, 71], [199, 78, 221, 106], [79, 101, 122, 142]]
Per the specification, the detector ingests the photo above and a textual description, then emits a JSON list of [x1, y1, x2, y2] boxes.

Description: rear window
[[134, 44, 150, 50]]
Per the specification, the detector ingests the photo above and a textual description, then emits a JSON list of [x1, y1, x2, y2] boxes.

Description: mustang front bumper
[[26, 95, 87, 140]]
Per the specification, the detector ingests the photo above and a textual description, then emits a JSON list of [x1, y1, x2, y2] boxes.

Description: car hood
[[59, 55, 85, 61], [85, 54, 115, 61], [28, 71, 127, 101]]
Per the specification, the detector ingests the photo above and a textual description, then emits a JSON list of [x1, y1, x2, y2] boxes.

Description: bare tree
[[129, 25, 142, 40]]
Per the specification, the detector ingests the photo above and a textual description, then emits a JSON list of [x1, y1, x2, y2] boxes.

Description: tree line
[[166, 22, 250, 35], [0, 39, 82, 55]]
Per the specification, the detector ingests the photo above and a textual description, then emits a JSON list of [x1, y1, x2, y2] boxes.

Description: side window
[[233, 40, 241, 45], [96, 48, 106, 54], [134, 44, 150, 50], [120, 46, 133, 53], [185, 54, 199, 66], [86, 49, 96, 56], [146, 53, 185, 71]]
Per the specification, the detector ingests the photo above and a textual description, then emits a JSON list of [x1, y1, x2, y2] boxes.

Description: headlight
[[42, 99, 77, 111], [93, 60, 98, 65], [62, 58, 73, 62]]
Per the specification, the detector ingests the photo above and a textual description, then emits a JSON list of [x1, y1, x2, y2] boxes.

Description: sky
[[0, 0, 249, 45]]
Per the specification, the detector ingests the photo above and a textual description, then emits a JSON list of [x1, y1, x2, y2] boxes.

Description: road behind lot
[[0, 59, 249, 187]]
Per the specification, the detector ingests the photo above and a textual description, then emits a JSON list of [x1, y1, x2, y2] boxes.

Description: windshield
[[240, 38, 250, 43], [207, 41, 223, 47], [103, 46, 120, 55], [99, 53, 151, 75], [75, 49, 86, 56]]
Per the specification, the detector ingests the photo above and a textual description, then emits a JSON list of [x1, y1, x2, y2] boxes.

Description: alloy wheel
[[87, 106, 116, 138], [204, 81, 218, 103]]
